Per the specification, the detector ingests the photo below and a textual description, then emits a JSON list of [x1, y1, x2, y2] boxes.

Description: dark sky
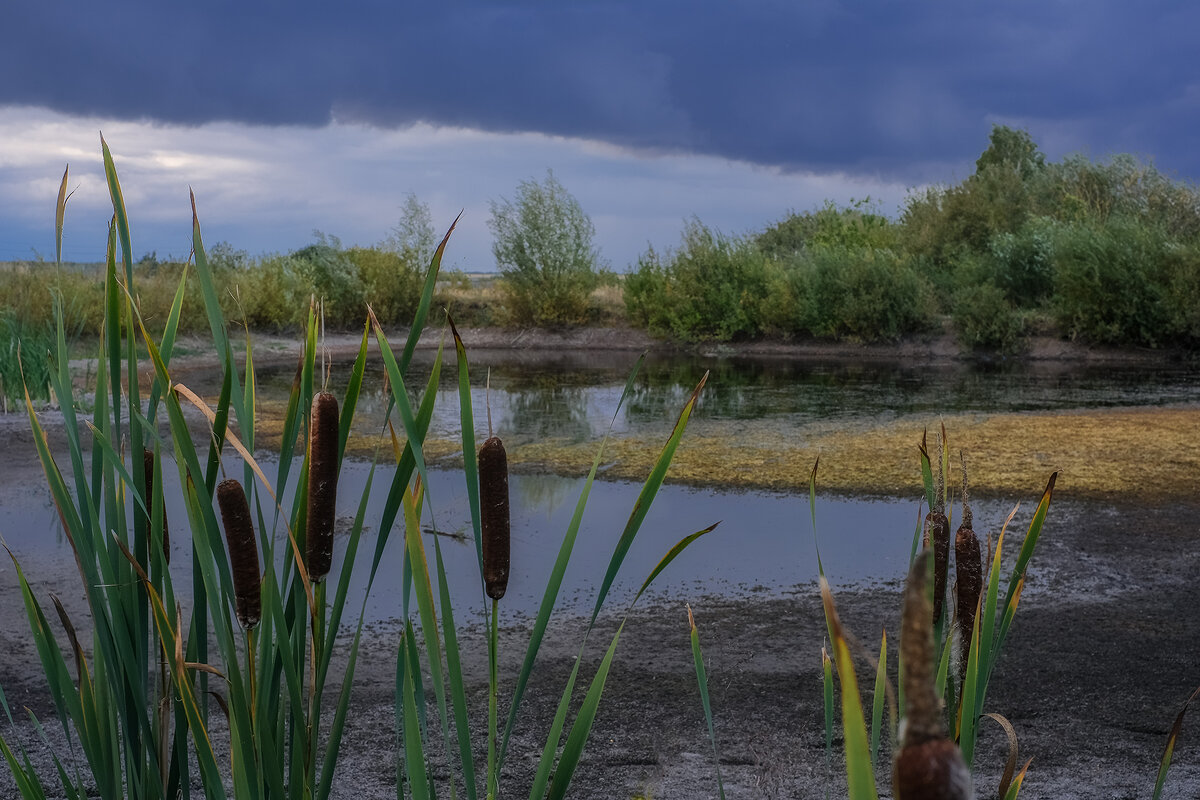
[[5, 1, 1197, 181]]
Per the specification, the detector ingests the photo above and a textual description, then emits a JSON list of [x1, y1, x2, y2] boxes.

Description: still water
[[6, 352, 1200, 619]]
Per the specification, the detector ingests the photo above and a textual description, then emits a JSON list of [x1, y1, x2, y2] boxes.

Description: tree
[[488, 170, 600, 326], [383, 193, 436, 266], [974, 125, 1045, 179]]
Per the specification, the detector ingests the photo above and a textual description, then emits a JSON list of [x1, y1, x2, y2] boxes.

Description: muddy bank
[[154, 324, 1200, 373], [2, 478, 1199, 798]]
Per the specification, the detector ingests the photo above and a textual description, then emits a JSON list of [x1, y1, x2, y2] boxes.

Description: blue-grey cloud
[[2, 1, 1198, 180]]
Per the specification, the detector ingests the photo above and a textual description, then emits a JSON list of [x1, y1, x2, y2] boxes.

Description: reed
[[306, 390, 339, 583], [478, 435, 511, 601], [892, 552, 973, 800], [143, 448, 169, 564], [217, 478, 262, 629], [954, 451, 982, 684]]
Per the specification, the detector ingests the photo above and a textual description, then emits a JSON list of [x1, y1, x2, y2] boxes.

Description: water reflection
[[234, 350, 1200, 451]]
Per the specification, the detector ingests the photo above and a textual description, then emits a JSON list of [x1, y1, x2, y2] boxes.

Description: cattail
[[954, 451, 982, 684], [143, 449, 169, 565], [923, 430, 950, 626], [306, 391, 339, 583], [893, 551, 974, 800], [217, 479, 261, 629], [478, 436, 510, 601]]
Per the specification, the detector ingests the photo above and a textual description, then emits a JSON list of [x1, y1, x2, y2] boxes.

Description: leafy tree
[[975, 125, 1046, 179], [383, 192, 437, 266], [488, 170, 600, 326]]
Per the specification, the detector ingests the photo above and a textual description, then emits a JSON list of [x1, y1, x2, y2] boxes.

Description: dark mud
[[2, 455, 1199, 798]]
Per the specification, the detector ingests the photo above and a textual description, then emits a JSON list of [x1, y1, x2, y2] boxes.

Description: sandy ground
[[2, 328, 1199, 798]]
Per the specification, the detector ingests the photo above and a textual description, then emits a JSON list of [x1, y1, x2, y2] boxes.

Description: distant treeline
[[627, 126, 1200, 352], [4, 127, 1200, 356]]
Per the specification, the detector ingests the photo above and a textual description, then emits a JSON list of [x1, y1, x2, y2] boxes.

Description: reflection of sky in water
[[0, 453, 1061, 622], [242, 351, 1200, 450]]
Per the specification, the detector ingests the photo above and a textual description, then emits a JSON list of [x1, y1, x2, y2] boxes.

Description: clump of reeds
[[143, 448, 169, 564], [893, 550, 973, 800], [954, 450, 982, 683], [478, 435, 510, 601], [306, 391, 339, 583], [923, 429, 950, 626], [217, 478, 262, 629]]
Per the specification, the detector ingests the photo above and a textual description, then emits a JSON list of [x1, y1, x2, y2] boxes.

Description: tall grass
[[0, 142, 719, 800]]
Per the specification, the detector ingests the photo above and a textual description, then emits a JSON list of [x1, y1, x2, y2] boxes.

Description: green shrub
[[1051, 218, 1171, 345], [1163, 243, 1200, 344], [951, 283, 1027, 353], [625, 220, 771, 341], [289, 241, 366, 328], [981, 221, 1056, 307], [346, 246, 422, 326], [489, 171, 600, 326], [757, 200, 898, 260], [803, 246, 937, 342]]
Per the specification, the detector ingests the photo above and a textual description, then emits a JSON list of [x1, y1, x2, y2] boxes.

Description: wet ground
[[1, 329, 1199, 798]]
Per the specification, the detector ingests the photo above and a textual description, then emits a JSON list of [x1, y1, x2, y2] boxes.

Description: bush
[[489, 171, 600, 326], [1051, 218, 1170, 345], [967, 220, 1056, 307], [803, 246, 937, 342], [1163, 243, 1200, 344], [289, 240, 366, 328], [227, 254, 305, 331], [951, 283, 1027, 353], [624, 220, 771, 341], [346, 246, 423, 327], [757, 200, 898, 260]]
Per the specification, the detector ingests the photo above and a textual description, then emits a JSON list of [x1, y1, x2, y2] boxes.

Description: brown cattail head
[[954, 451, 982, 683], [893, 737, 974, 800], [894, 551, 974, 800], [217, 479, 261, 629], [478, 436, 510, 601], [143, 449, 169, 565], [306, 391, 339, 583], [923, 510, 950, 626]]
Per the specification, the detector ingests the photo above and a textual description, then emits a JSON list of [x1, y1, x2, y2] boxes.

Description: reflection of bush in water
[[499, 385, 593, 443], [512, 473, 577, 518]]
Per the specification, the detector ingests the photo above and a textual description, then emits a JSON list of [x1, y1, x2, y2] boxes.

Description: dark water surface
[[5, 352, 1199, 618], [241, 350, 1200, 447]]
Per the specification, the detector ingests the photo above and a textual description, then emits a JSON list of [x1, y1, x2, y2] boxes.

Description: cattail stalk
[[478, 436, 510, 601], [307, 391, 339, 583], [217, 479, 261, 629], [893, 550, 974, 800], [955, 451, 982, 684], [143, 449, 169, 565], [924, 429, 950, 626]]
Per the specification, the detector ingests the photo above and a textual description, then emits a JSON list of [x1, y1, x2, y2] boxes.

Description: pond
[[5, 351, 1200, 620]]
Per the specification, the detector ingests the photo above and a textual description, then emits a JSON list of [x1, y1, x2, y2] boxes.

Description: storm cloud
[[5, 1, 1198, 180]]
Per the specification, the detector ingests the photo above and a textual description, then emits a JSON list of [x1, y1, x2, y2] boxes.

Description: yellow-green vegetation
[[504, 406, 1200, 500]]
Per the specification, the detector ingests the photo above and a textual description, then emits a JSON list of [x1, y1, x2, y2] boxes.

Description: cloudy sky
[[1, 2, 1196, 270]]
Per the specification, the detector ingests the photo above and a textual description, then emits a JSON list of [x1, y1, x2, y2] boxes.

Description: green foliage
[[489, 171, 600, 326], [757, 200, 898, 260], [979, 221, 1056, 306], [975, 125, 1046, 179], [345, 246, 423, 326], [625, 220, 771, 341], [0, 314, 54, 406], [802, 246, 937, 342], [1050, 217, 1171, 345], [290, 238, 366, 328], [382, 192, 437, 266], [951, 283, 1028, 354]]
